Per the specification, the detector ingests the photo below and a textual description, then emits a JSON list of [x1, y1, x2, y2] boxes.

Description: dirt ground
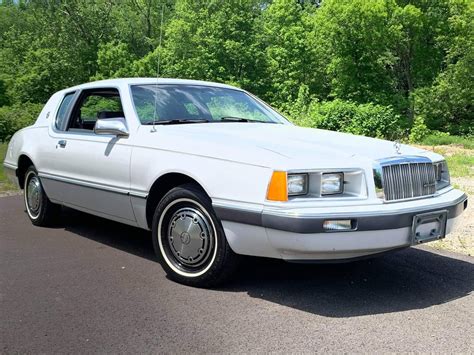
[[0, 190, 21, 197], [428, 178, 473, 256], [415, 145, 473, 256]]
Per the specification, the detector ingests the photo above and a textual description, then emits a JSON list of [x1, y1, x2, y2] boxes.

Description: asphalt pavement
[[1, 195, 473, 353]]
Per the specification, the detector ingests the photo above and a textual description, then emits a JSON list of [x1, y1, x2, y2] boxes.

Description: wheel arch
[[17, 154, 35, 189], [145, 172, 210, 229]]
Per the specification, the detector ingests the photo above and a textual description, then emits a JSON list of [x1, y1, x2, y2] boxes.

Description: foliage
[[409, 116, 430, 143], [160, 0, 266, 94], [80, 95, 122, 119], [0, 0, 472, 141], [93, 42, 137, 80], [309, 0, 399, 107], [0, 80, 8, 107], [259, 0, 318, 107], [0, 103, 43, 142], [413, 1, 474, 135], [287, 98, 403, 139]]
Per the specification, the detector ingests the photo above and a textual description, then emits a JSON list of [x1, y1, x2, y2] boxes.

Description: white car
[[3, 78, 468, 287]]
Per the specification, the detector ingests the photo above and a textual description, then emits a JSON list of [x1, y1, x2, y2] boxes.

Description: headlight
[[287, 174, 308, 196], [321, 173, 344, 195], [267, 170, 363, 202], [434, 161, 450, 190]]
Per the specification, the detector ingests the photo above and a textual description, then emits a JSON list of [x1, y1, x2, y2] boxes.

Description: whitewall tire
[[152, 183, 240, 288], [23, 166, 61, 226]]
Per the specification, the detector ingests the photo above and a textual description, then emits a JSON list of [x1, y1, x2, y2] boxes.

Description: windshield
[[130, 84, 289, 125]]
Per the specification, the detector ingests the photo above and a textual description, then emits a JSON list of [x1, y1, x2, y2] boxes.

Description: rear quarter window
[[55, 92, 75, 131]]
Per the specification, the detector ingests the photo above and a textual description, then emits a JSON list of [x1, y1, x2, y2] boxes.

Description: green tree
[[390, 0, 457, 120], [0, 80, 9, 107], [161, 0, 266, 92], [414, 0, 474, 134], [0, 1, 173, 103], [0, 0, 472, 138], [310, 0, 399, 107], [94, 41, 137, 80], [258, 0, 319, 108]]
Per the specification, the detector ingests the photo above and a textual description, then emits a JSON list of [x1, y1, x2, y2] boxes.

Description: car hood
[[143, 123, 442, 170]]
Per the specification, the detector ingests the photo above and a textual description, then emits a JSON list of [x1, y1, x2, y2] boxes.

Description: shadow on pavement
[[60, 207, 474, 318]]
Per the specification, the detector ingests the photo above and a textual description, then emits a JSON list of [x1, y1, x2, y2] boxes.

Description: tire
[[152, 183, 240, 288], [23, 166, 61, 226]]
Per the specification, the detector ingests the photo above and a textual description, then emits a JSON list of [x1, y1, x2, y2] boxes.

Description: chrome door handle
[[57, 140, 67, 148]]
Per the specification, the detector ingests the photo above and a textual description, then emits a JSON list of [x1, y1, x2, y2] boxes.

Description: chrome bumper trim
[[214, 194, 467, 234], [38, 172, 147, 198]]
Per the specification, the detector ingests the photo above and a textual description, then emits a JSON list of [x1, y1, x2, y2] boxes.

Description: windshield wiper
[[143, 119, 210, 125], [143, 117, 276, 125], [220, 116, 275, 123]]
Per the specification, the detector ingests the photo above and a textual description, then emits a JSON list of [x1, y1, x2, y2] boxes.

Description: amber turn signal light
[[267, 171, 288, 201]]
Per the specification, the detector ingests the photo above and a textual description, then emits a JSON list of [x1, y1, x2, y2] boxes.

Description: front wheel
[[152, 184, 240, 288], [24, 166, 61, 226]]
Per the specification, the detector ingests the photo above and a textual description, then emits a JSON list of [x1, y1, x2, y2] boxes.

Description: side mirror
[[94, 118, 129, 137]]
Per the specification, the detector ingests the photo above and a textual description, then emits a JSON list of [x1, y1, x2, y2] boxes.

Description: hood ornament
[[394, 141, 402, 155]]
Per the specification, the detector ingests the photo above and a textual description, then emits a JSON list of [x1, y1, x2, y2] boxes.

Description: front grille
[[382, 162, 436, 201]]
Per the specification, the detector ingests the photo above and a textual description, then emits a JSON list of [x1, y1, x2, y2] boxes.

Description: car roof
[[61, 78, 242, 93]]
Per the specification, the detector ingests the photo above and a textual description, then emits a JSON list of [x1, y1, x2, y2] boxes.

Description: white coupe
[[3, 78, 468, 287]]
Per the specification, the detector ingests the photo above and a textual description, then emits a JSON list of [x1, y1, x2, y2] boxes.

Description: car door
[[40, 87, 135, 223]]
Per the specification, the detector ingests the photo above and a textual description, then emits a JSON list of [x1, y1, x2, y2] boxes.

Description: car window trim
[[53, 90, 79, 132], [63, 86, 127, 135], [128, 83, 288, 125]]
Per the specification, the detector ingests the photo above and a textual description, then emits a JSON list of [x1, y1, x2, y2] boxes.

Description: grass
[[446, 154, 474, 178], [418, 144, 474, 178], [420, 133, 474, 150], [442, 148, 473, 194], [0, 142, 18, 193]]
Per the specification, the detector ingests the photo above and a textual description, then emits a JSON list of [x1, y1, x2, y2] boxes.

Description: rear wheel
[[152, 184, 240, 288], [24, 166, 61, 226]]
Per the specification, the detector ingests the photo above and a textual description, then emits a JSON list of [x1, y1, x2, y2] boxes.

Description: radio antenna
[[151, 3, 165, 132]]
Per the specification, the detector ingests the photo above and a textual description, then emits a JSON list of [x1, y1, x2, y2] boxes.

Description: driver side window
[[69, 89, 123, 131]]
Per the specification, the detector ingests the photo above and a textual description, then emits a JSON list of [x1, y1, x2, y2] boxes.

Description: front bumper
[[215, 189, 468, 261]]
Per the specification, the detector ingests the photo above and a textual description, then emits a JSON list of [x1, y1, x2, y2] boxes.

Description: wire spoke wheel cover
[[158, 198, 218, 277], [25, 172, 42, 219]]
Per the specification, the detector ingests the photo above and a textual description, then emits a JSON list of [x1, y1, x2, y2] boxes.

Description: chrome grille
[[382, 162, 436, 201]]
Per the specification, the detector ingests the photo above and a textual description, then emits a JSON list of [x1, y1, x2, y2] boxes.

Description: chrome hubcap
[[26, 175, 42, 216], [167, 207, 213, 268]]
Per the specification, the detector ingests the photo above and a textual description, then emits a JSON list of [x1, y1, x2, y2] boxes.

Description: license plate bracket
[[411, 210, 448, 244]]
